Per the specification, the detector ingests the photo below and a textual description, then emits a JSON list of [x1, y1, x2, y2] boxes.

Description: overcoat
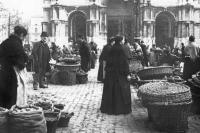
[[32, 41, 51, 74], [0, 35, 28, 109]]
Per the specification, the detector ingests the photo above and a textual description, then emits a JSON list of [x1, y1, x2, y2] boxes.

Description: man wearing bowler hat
[[32, 32, 51, 89]]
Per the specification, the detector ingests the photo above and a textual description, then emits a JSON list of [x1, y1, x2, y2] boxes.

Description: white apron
[[13, 67, 28, 107]]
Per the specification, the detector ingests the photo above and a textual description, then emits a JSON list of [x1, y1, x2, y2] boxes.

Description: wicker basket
[[76, 73, 88, 84], [137, 66, 173, 80], [147, 101, 192, 133], [44, 111, 61, 133], [138, 82, 192, 107], [55, 63, 80, 72], [57, 112, 74, 127]]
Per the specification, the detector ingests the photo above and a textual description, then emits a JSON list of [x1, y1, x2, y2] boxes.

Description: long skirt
[[100, 72, 132, 115], [97, 60, 104, 82]]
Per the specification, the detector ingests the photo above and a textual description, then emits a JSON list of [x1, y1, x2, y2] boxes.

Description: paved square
[[26, 65, 200, 133]]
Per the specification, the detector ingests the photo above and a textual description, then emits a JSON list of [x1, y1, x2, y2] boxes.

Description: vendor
[[159, 49, 180, 66]]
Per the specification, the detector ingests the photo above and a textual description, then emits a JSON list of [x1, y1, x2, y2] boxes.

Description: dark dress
[[100, 43, 132, 115], [79, 42, 91, 72], [97, 44, 112, 82], [0, 35, 28, 109], [140, 43, 148, 66]]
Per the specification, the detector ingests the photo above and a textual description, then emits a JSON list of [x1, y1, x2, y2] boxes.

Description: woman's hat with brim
[[40, 31, 49, 37]]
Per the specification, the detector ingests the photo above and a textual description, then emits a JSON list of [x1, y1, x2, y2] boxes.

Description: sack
[[13, 67, 27, 107], [8, 105, 47, 133], [0, 107, 8, 133]]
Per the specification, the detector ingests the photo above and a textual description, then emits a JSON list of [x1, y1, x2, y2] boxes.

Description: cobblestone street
[[27, 65, 200, 133]]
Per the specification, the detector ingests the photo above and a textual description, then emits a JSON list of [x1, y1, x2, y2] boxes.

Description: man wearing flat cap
[[32, 31, 51, 89]]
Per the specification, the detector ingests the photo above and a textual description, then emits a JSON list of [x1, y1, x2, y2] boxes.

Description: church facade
[[42, 0, 200, 48]]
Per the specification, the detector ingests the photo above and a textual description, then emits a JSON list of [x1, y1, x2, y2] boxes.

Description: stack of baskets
[[138, 82, 192, 133]]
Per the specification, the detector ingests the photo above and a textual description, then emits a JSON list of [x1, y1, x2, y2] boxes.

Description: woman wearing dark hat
[[100, 35, 132, 115], [0, 25, 28, 108], [97, 37, 115, 82], [32, 31, 51, 89]]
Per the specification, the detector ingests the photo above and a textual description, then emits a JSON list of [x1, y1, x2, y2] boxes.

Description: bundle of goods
[[0, 107, 8, 133], [76, 69, 88, 84], [137, 66, 173, 80], [9, 105, 47, 133], [138, 82, 192, 133], [57, 112, 74, 127]]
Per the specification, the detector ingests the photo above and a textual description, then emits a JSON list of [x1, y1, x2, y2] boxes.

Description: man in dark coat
[[79, 40, 91, 72], [0, 26, 28, 109], [139, 41, 149, 66], [32, 32, 51, 88]]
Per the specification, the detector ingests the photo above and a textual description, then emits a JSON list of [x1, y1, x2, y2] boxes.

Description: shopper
[[97, 37, 115, 82], [32, 32, 51, 89], [100, 36, 132, 115]]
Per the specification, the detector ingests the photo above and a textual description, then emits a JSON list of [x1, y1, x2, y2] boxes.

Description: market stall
[[50, 55, 88, 85]]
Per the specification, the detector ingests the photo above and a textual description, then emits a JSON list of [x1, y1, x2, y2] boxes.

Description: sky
[[1, 0, 43, 20]]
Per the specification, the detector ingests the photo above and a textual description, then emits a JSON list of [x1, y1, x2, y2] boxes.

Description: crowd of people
[[98, 35, 200, 115]]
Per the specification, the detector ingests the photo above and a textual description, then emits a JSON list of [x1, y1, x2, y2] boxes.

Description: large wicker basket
[[138, 82, 192, 132], [137, 66, 173, 80], [147, 101, 192, 133], [138, 82, 192, 107]]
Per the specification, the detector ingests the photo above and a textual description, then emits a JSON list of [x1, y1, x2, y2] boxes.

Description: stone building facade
[[42, 0, 200, 48], [42, 0, 107, 48]]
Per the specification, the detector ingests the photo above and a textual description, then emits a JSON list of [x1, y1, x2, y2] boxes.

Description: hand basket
[[57, 112, 74, 127], [137, 66, 173, 80], [138, 82, 192, 107], [44, 111, 61, 133], [76, 73, 88, 84], [147, 101, 192, 133]]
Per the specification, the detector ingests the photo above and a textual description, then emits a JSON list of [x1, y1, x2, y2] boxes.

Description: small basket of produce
[[76, 69, 88, 84], [54, 104, 65, 110], [137, 66, 173, 80], [34, 101, 53, 111], [138, 82, 192, 133], [57, 112, 74, 127], [44, 111, 61, 133]]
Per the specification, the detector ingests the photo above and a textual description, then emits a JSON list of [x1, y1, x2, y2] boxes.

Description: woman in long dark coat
[[100, 36, 132, 115], [0, 26, 28, 109], [79, 40, 91, 72], [97, 37, 115, 82]]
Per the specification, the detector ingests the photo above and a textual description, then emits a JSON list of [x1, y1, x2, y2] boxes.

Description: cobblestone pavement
[[26, 65, 200, 133]]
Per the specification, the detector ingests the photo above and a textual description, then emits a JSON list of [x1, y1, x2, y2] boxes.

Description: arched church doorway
[[68, 11, 86, 41], [155, 11, 175, 49]]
